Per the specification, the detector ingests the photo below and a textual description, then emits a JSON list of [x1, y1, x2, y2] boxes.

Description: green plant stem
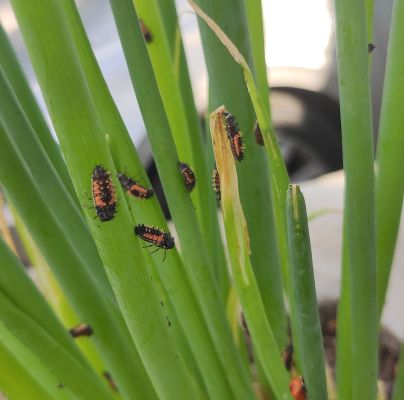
[[334, 0, 377, 398], [54, 7, 189, 381], [336, 221, 352, 400], [244, 0, 270, 113], [10, 1, 203, 397], [0, 29, 155, 400], [133, 0, 221, 281], [0, 113, 152, 400], [108, 1, 254, 398], [243, 4, 288, 373], [286, 185, 327, 399], [210, 107, 292, 400], [366, 0, 374, 42], [0, 62, 113, 300], [51, 7, 205, 384], [192, 0, 287, 349], [56, 0, 238, 396], [0, 236, 87, 367], [12, 212, 105, 375], [52, 6, 187, 382], [375, 0, 404, 316], [0, 67, 155, 399], [0, 23, 76, 200], [0, 323, 73, 400], [50, 4, 193, 388], [0, 291, 113, 400], [155, 0, 229, 297]]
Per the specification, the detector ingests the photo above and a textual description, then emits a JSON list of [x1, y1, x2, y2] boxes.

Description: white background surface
[[302, 170, 404, 340]]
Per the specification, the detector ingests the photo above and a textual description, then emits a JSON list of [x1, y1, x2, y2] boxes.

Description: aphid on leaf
[[69, 323, 93, 338], [253, 121, 264, 146], [139, 19, 153, 43], [368, 43, 376, 53], [91, 165, 117, 222], [211, 168, 221, 206], [103, 371, 118, 392], [289, 376, 306, 400], [135, 224, 174, 262], [223, 111, 245, 162], [117, 173, 154, 199], [178, 162, 196, 192], [239, 312, 250, 336]]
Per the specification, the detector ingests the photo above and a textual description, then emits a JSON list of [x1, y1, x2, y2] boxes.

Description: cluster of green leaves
[[0, 0, 403, 399]]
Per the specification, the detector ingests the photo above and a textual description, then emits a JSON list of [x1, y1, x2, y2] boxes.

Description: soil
[[246, 301, 401, 399], [319, 301, 401, 399]]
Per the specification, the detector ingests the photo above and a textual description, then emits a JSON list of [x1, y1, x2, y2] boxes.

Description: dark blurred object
[[271, 88, 342, 182], [139, 19, 152, 43], [368, 43, 376, 53], [69, 323, 93, 338]]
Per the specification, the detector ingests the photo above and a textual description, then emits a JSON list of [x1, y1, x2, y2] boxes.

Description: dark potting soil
[[320, 301, 401, 399]]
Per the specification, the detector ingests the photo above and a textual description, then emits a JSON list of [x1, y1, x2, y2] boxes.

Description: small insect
[[223, 111, 245, 162], [139, 19, 153, 43], [368, 43, 376, 53], [117, 173, 154, 199], [289, 376, 306, 400], [69, 323, 93, 338], [211, 168, 221, 206], [239, 312, 250, 336], [178, 162, 196, 192], [92, 165, 117, 222], [282, 344, 294, 371], [134, 224, 174, 261], [253, 121, 264, 146], [103, 371, 118, 392]]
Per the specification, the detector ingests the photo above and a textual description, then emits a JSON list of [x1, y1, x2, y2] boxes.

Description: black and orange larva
[[92, 165, 117, 222], [139, 19, 153, 43], [212, 168, 221, 206], [69, 323, 93, 338], [253, 121, 264, 146], [223, 111, 245, 162], [117, 173, 154, 199], [178, 162, 196, 192], [289, 376, 306, 400], [135, 224, 174, 261]]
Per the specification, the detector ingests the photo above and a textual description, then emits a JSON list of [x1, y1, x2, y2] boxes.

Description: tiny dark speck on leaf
[[103, 371, 118, 392]]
